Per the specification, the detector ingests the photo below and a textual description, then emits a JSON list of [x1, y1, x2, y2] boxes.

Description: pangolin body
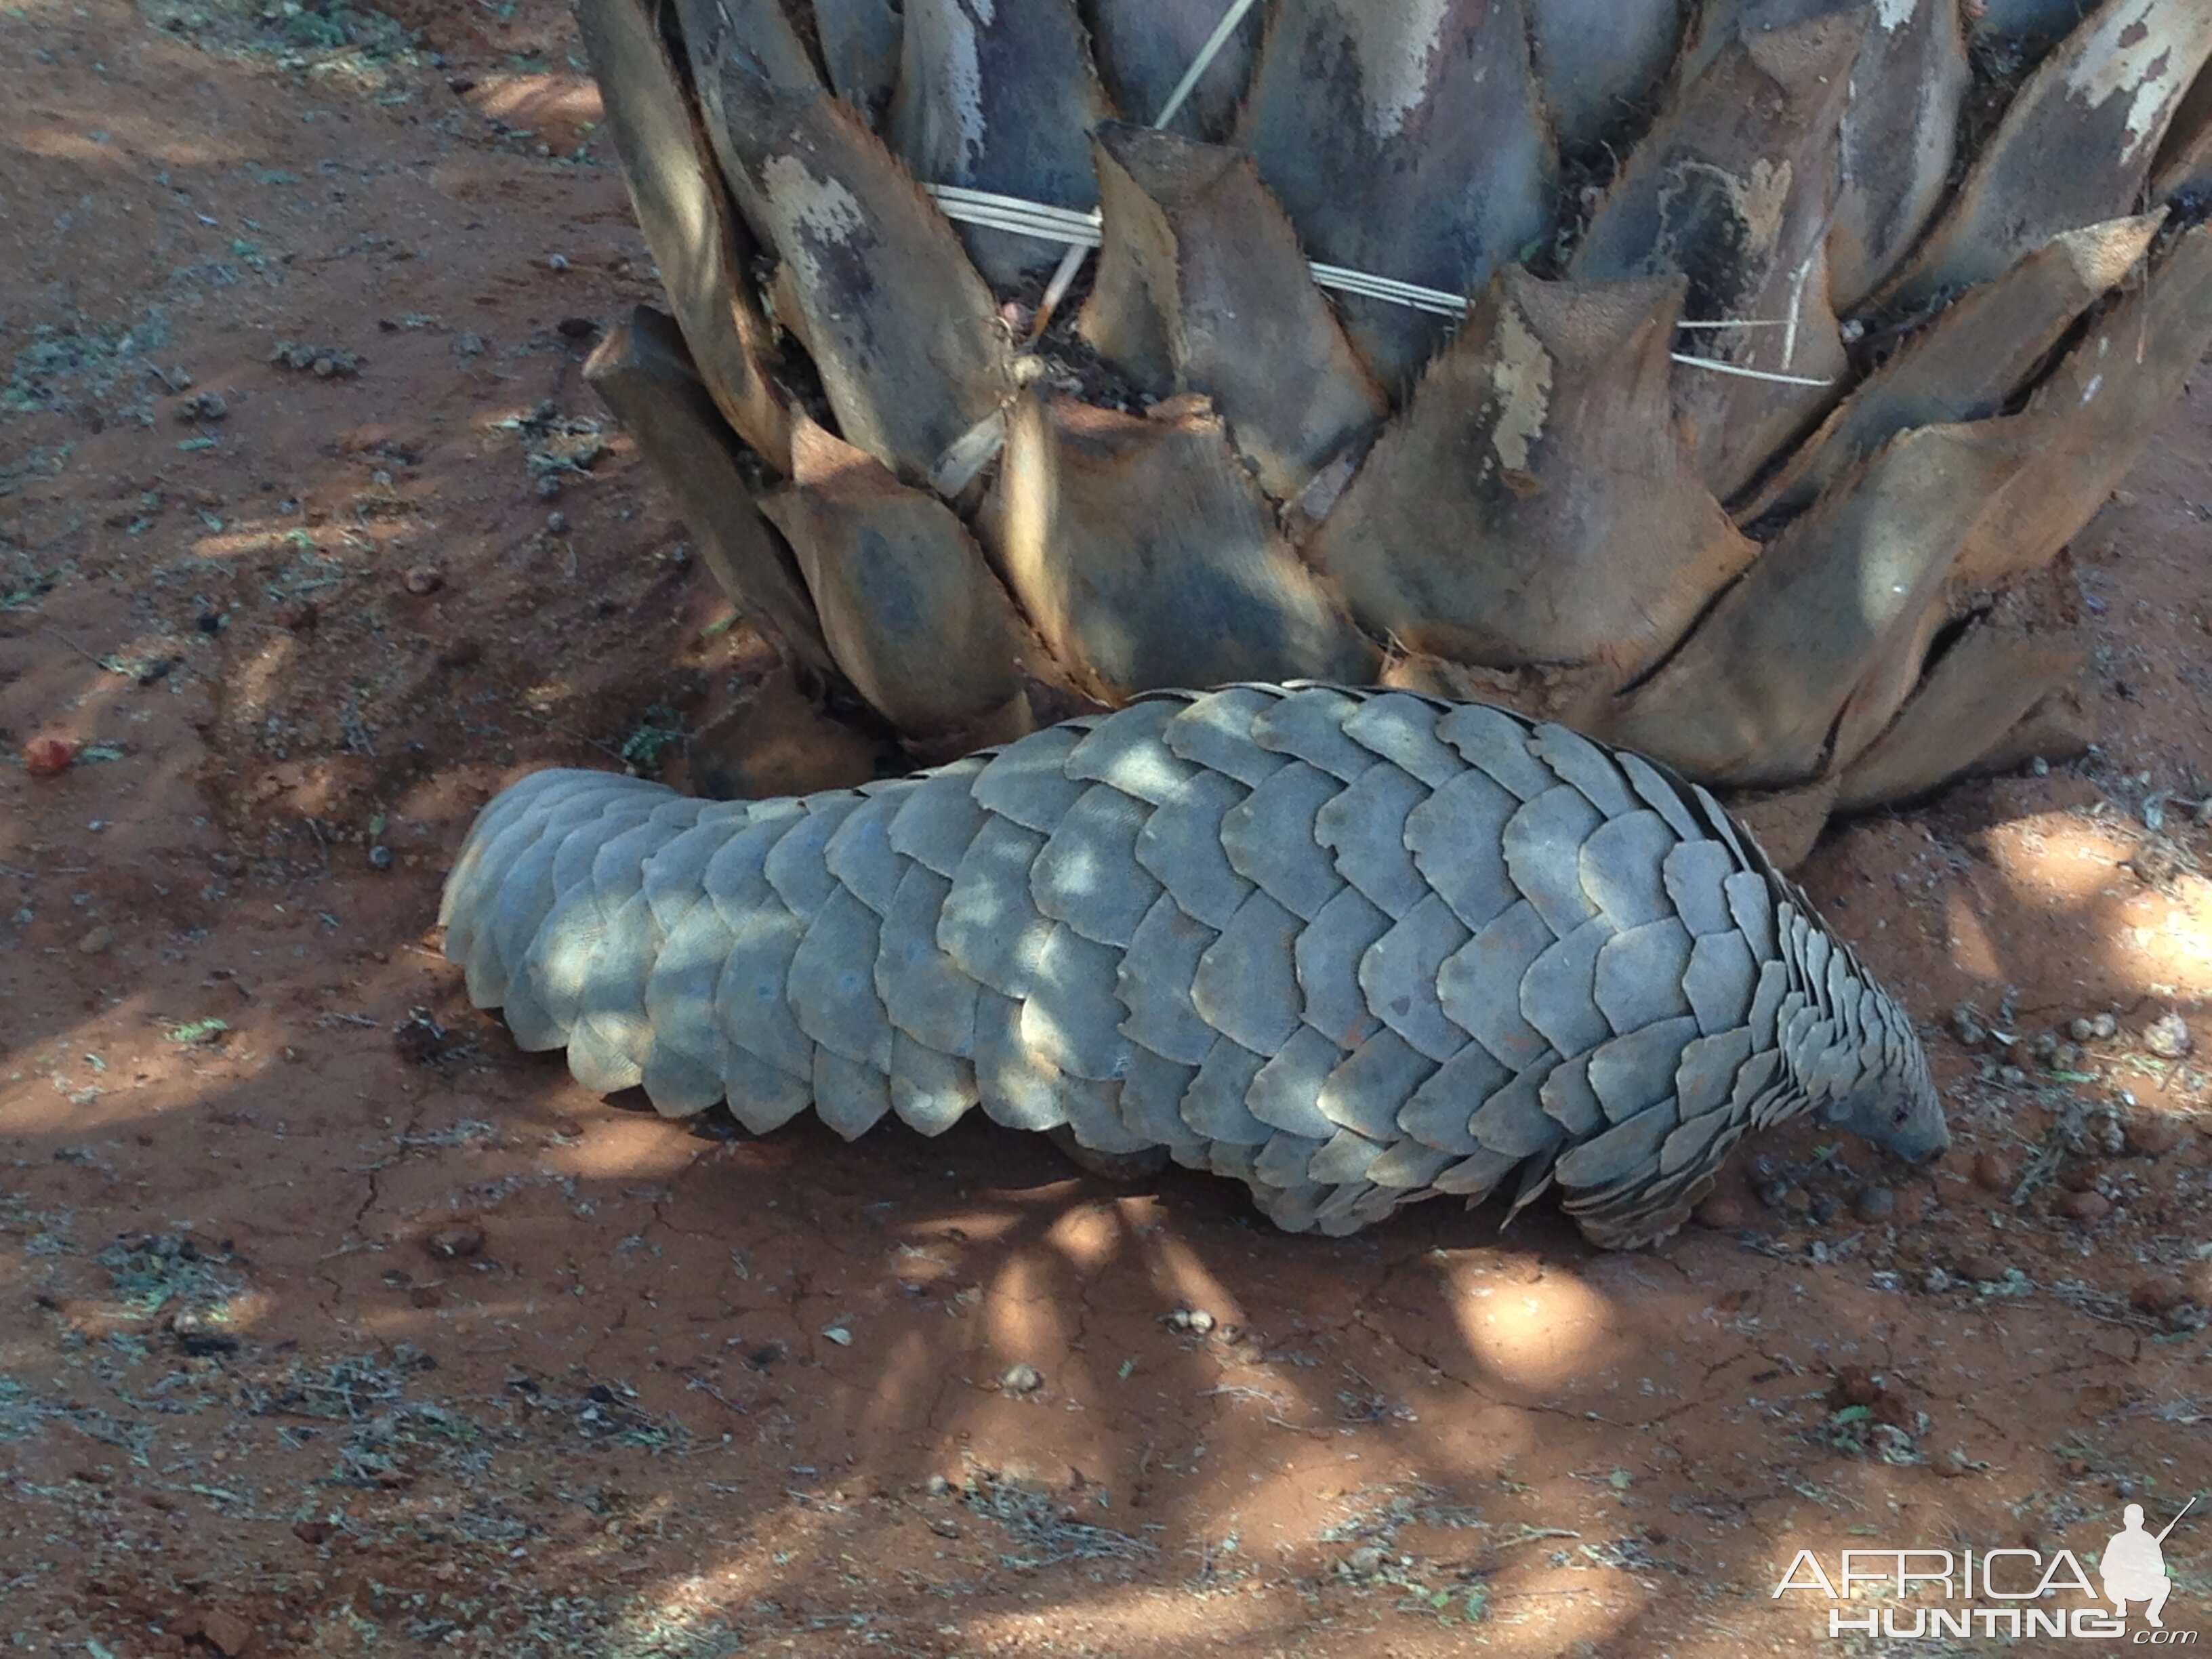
[[440, 684, 1946, 1248]]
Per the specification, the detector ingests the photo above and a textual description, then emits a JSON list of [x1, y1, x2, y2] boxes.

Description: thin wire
[[1027, 0, 1265, 339], [922, 190, 1837, 388]]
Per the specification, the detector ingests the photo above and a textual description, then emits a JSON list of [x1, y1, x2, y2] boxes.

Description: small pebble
[[537, 472, 563, 499], [1186, 1309, 1216, 1335], [1921, 1267, 1954, 1293], [1345, 1545, 1385, 1574], [424, 1223, 485, 1261], [548, 252, 571, 272], [1951, 1006, 1984, 1046], [2091, 1012, 2118, 1040], [2124, 1116, 2184, 1158], [2129, 1275, 2188, 1315], [547, 510, 568, 534], [1694, 1194, 1751, 1230], [1971, 1150, 2014, 1193], [24, 736, 77, 777], [2068, 1017, 2096, 1042], [1852, 1187, 1896, 1223], [76, 925, 114, 955], [1959, 1253, 2007, 1284], [367, 844, 394, 871], [2143, 1012, 2192, 1060], [2051, 1041, 2085, 1071], [2030, 1031, 2058, 1063], [925, 1474, 951, 1496], [1997, 1064, 2026, 1087], [1000, 1363, 1042, 1395], [403, 565, 444, 596], [2056, 1189, 2112, 1223], [1780, 1185, 1813, 1215]]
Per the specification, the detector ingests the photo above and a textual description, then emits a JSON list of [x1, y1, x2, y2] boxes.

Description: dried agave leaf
[[1525, 0, 1687, 152], [1835, 615, 2084, 812], [1309, 268, 1758, 680], [1879, 0, 2212, 309], [887, 0, 1115, 283], [1952, 222, 2212, 590], [1743, 213, 2162, 523], [1719, 776, 1838, 871], [1084, 0, 1263, 141], [676, 0, 827, 239], [700, 58, 1012, 485], [813, 0, 903, 124], [1598, 419, 2032, 788], [585, 308, 833, 678], [1675, 0, 1969, 312], [976, 392, 1379, 701], [1572, 14, 1862, 500], [1235, 0, 1557, 392], [577, 0, 792, 473], [1078, 122, 1388, 502], [759, 416, 1031, 747], [2153, 58, 2212, 204], [1973, 683, 2094, 777]]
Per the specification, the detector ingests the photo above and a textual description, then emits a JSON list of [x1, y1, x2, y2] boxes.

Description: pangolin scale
[[438, 684, 1946, 1248]]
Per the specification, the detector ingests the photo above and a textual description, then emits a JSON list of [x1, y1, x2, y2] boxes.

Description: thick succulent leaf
[[1573, 14, 1862, 500], [1879, 0, 2212, 309], [1675, 0, 1968, 312], [1309, 269, 1759, 677], [701, 56, 1012, 483], [758, 416, 1030, 747], [1836, 615, 2084, 813], [886, 0, 1115, 283], [1743, 212, 2163, 523], [1078, 123, 1389, 502], [1235, 0, 1557, 391], [2153, 59, 2212, 203], [1083, 0, 1263, 140], [1526, 0, 1687, 152], [813, 0, 903, 124], [676, 0, 826, 238], [976, 392, 1380, 701], [1952, 222, 2212, 590], [576, 0, 793, 473], [1599, 420, 2032, 788], [1830, 0, 1971, 310], [584, 308, 833, 678]]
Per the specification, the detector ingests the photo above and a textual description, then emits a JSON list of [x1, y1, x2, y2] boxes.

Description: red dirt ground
[[1, 5, 2208, 1656]]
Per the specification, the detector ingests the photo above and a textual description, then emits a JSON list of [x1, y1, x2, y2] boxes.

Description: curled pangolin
[[438, 683, 1947, 1248]]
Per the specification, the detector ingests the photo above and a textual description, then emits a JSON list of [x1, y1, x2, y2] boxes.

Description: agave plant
[[573, 0, 2212, 863]]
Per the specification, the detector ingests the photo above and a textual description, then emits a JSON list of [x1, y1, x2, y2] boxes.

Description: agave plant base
[[573, 0, 2212, 865]]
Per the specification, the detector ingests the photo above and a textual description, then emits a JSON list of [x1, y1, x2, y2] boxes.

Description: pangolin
[[438, 683, 1947, 1248]]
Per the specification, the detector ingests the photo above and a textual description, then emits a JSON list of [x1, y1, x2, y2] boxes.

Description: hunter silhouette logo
[[2105, 1498, 2195, 1631], [1774, 1494, 2199, 1641]]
